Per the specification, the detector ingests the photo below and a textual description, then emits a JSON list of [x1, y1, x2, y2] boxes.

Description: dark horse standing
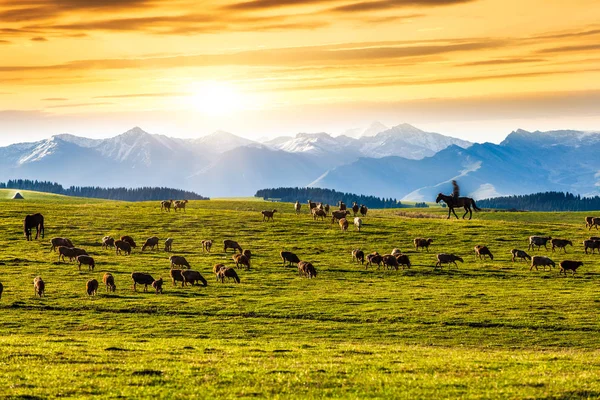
[[24, 213, 44, 241], [436, 181, 481, 220]]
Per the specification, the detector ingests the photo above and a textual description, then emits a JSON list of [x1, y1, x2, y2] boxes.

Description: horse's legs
[[451, 208, 459, 219], [462, 206, 469, 219], [447, 207, 451, 219]]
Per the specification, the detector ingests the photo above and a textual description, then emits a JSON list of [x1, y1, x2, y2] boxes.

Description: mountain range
[[0, 124, 598, 200]]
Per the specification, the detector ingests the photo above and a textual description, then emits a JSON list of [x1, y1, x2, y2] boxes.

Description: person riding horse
[[436, 180, 481, 220]]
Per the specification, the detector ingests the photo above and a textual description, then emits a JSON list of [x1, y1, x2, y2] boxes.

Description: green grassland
[[1, 193, 600, 399]]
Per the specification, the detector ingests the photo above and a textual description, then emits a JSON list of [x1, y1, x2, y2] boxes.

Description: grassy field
[[1, 192, 600, 399]]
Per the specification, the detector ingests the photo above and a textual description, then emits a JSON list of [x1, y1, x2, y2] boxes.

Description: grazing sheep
[[213, 264, 226, 281], [583, 239, 600, 254], [202, 239, 213, 253], [354, 217, 362, 232], [261, 209, 277, 222], [77, 255, 95, 271], [86, 279, 98, 296], [58, 246, 88, 262], [181, 270, 208, 287], [243, 249, 252, 260], [414, 238, 434, 252], [164, 238, 174, 252], [102, 236, 115, 249], [232, 253, 251, 270], [141, 236, 160, 251], [590, 217, 600, 230], [435, 254, 464, 269], [170, 255, 191, 269], [115, 240, 132, 255], [352, 202, 359, 216], [530, 256, 555, 271], [223, 239, 243, 253], [307, 200, 317, 211], [281, 251, 300, 266], [173, 200, 188, 212], [585, 216, 594, 228], [359, 205, 368, 217], [474, 245, 494, 260], [331, 210, 350, 223], [382, 254, 399, 270], [338, 201, 347, 211], [161, 200, 172, 212], [120, 236, 136, 248], [294, 201, 301, 214], [395, 254, 411, 269], [152, 278, 164, 294], [170, 269, 185, 287], [528, 236, 552, 251], [218, 267, 240, 283], [511, 249, 531, 262], [298, 261, 317, 278], [366, 252, 382, 269], [551, 238, 573, 253], [391, 248, 402, 257], [0, 282, 3, 300], [312, 208, 326, 220], [33, 276, 45, 297], [131, 272, 155, 292], [50, 237, 73, 252], [352, 249, 365, 264], [559, 260, 583, 276], [339, 218, 349, 231], [103, 273, 116, 292]]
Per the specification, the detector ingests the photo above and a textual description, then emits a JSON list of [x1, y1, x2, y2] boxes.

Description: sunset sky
[[0, 0, 599, 145]]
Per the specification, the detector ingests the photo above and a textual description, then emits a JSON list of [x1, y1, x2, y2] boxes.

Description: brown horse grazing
[[24, 213, 44, 241], [435, 193, 481, 220]]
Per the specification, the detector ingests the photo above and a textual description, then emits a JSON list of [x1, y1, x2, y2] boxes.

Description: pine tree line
[[255, 187, 404, 209], [478, 191, 600, 211], [0, 179, 208, 201]]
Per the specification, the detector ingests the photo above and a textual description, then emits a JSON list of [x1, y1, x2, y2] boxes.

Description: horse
[[435, 193, 481, 220], [24, 213, 44, 241]]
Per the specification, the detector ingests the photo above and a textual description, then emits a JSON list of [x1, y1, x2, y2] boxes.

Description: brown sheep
[[339, 218, 348, 231], [331, 210, 350, 223], [86, 279, 98, 296], [366, 252, 382, 269], [0, 282, 3, 300], [232, 253, 251, 270], [102, 236, 115, 249], [152, 278, 164, 294], [551, 238, 573, 253], [396, 254, 411, 269], [307, 200, 317, 210], [585, 216, 594, 228], [474, 245, 494, 260], [583, 239, 600, 254], [120, 236, 137, 248], [142, 236, 160, 251], [58, 246, 88, 262], [511, 249, 531, 262], [312, 208, 326, 220], [324, 204, 330, 214], [338, 201, 346, 211], [530, 256, 555, 271], [352, 249, 365, 264], [414, 238, 433, 252], [261, 209, 277, 222], [435, 254, 464, 269], [560, 260, 583, 276], [281, 251, 300, 266], [164, 238, 174, 252], [202, 239, 213, 253], [213, 264, 226, 281], [223, 239, 243, 253], [170, 269, 185, 287], [103, 273, 116, 292], [218, 267, 240, 283], [298, 261, 317, 278], [359, 205, 368, 217], [243, 249, 252, 261], [589, 217, 600, 230], [181, 270, 208, 287], [77, 255, 95, 271], [33, 276, 45, 297], [173, 200, 188, 212], [131, 272, 154, 292], [382, 254, 399, 270], [161, 200, 172, 212], [528, 236, 552, 251], [352, 202, 359, 216], [170, 255, 191, 269], [50, 237, 73, 252], [115, 240, 132, 255], [294, 201, 301, 214]]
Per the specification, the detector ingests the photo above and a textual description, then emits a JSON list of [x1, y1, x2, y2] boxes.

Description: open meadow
[[1, 190, 600, 399]]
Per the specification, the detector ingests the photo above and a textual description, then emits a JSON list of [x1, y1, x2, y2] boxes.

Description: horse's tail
[[23, 217, 28, 237], [39, 215, 45, 238], [470, 198, 481, 211]]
